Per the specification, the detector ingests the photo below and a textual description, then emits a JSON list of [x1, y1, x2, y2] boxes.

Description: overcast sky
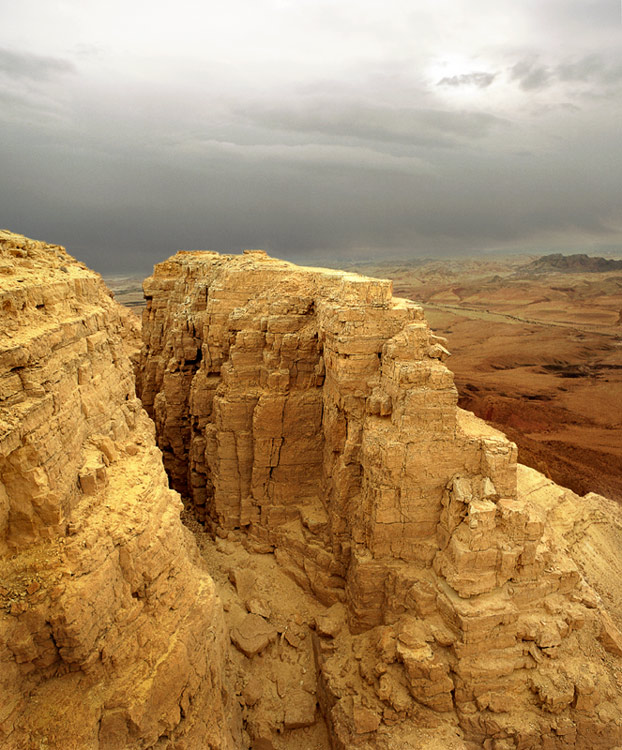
[[1, 0, 621, 272]]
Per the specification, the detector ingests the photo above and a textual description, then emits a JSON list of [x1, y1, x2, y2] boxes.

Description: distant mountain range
[[522, 253, 622, 273]]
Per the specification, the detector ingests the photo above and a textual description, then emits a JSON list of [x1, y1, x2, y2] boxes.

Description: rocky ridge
[[139, 249, 622, 749], [0, 231, 235, 749]]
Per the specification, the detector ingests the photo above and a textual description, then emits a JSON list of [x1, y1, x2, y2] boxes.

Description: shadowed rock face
[[139, 249, 622, 749], [0, 232, 235, 749]]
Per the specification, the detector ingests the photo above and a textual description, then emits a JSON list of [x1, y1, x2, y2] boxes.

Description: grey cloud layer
[[0, 47, 76, 80], [437, 72, 497, 88], [511, 53, 622, 93], [0, 46, 76, 124], [236, 98, 509, 150], [0, 1, 621, 272]]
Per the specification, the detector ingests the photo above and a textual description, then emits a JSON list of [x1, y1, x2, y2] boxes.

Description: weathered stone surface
[[140, 249, 622, 749], [0, 231, 235, 749], [283, 690, 317, 729], [315, 603, 346, 639], [231, 613, 278, 657], [599, 610, 622, 656], [138, 252, 519, 607]]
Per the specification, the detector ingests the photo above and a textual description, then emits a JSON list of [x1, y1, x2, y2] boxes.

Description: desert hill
[[2, 233, 622, 749], [520, 253, 622, 274]]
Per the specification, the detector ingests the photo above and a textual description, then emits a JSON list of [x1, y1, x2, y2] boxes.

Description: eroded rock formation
[[3, 234, 621, 750], [139, 250, 622, 749], [0, 232, 235, 749]]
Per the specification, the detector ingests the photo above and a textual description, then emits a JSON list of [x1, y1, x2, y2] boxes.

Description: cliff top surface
[[156, 248, 386, 279], [0, 230, 97, 284], [149, 248, 397, 302]]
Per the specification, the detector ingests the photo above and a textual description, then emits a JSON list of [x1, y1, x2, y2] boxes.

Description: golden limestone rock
[[139, 250, 622, 749], [0, 232, 235, 749], [3, 234, 621, 750]]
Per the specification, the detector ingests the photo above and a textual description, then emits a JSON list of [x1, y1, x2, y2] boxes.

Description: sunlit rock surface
[[2, 233, 620, 750], [139, 249, 622, 749], [0, 231, 234, 749]]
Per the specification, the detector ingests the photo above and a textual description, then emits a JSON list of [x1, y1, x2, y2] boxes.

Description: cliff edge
[[0, 232, 235, 749]]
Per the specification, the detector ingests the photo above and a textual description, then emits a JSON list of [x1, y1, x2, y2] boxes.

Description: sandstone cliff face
[[0, 232, 234, 749], [139, 250, 622, 749]]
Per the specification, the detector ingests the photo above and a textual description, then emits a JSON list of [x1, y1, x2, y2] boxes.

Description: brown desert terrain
[[344, 255, 622, 502]]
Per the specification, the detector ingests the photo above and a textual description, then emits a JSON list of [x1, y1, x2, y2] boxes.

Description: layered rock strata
[[139, 250, 622, 749], [0, 232, 234, 749]]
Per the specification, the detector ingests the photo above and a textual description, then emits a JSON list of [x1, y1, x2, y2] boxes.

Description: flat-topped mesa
[[139, 251, 519, 614], [0, 232, 234, 749], [140, 249, 622, 748]]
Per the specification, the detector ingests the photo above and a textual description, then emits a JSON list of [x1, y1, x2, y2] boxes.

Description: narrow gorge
[[2, 233, 622, 749]]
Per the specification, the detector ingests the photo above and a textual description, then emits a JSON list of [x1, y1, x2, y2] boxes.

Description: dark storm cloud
[[0, 47, 75, 80], [2, 99, 619, 274], [437, 72, 497, 88], [0, 0, 621, 272], [510, 59, 552, 91]]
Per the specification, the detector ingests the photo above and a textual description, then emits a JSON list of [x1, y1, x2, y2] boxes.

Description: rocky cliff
[[2, 234, 621, 750], [0, 232, 235, 749], [139, 250, 622, 749]]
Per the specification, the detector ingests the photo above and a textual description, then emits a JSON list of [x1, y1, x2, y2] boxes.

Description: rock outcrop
[[139, 250, 622, 749], [0, 232, 235, 749]]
